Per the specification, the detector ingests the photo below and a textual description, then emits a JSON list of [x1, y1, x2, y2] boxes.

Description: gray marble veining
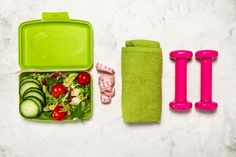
[[0, 0, 236, 157]]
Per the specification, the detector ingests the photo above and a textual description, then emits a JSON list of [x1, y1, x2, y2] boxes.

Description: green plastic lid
[[19, 12, 93, 70]]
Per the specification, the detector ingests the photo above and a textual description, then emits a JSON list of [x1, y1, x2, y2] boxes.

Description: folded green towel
[[122, 40, 162, 123]]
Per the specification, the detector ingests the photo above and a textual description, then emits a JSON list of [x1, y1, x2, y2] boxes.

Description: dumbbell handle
[[200, 59, 212, 102], [175, 59, 187, 101]]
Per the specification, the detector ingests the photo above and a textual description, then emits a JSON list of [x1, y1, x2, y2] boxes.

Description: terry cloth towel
[[121, 40, 162, 123]]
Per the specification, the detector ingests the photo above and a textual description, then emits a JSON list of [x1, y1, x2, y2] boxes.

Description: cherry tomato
[[51, 83, 67, 98], [52, 105, 67, 121], [77, 72, 90, 85]]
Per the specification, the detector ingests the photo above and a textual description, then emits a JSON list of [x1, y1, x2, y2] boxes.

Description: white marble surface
[[0, 0, 236, 156]]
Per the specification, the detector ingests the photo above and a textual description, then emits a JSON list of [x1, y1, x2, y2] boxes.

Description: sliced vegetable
[[20, 77, 41, 86], [23, 87, 45, 98], [20, 99, 40, 118], [20, 81, 41, 97], [25, 96, 43, 112], [23, 90, 45, 105]]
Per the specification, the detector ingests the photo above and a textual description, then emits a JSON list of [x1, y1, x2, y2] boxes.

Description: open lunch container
[[18, 12, 93, 122]]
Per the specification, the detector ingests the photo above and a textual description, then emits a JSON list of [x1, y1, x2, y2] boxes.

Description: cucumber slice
[[25, 96, 43, 112], [20, 81, 41, 97], [20, 77, 41, 86], [23, 91, 45, 105], [24, 87, 45, 98], [20, 99, 39, 118]]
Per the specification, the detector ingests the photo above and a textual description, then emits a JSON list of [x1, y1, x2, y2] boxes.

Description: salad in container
[[19, 72, 92, 121]]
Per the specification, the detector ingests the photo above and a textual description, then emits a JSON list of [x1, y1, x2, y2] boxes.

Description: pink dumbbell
[[195, 50, 218, 111], [169, 50, 193, 111]]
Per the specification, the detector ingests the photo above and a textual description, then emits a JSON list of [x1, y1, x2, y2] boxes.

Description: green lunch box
[[18, 12, 93, 122]]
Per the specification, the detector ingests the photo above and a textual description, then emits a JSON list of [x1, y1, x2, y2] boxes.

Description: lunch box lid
[[18, 12, 93, 70]]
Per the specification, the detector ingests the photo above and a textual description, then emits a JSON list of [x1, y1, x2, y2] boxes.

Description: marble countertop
[[0, 0, 236, 157]]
